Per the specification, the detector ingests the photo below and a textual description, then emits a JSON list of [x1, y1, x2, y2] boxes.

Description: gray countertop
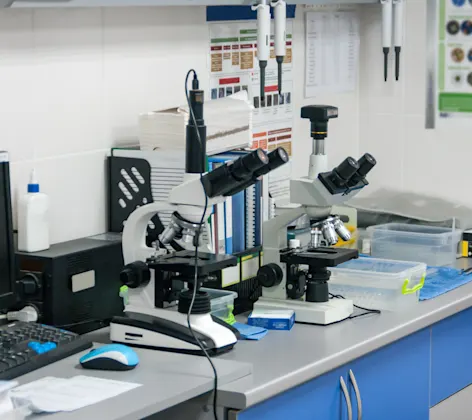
[[216, 260, 472, 409], [20, 345, 252, 420], [23, 259, 472, 417]]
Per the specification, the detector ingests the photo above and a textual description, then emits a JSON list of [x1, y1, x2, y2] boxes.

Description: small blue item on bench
[[232, 322, 268, 340], [420, 266, 472, 301], [247, 310, 295, 330]]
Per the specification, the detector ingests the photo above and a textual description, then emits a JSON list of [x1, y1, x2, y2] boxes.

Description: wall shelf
[[3, 0, 377, 8]]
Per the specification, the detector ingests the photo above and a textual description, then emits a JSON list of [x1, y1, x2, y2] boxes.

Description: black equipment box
[[16, 234, 124, 334]]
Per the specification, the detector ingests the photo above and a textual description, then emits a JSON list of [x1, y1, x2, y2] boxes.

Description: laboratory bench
[[158, 278, 472, 420], [21, 261, 472, 420]]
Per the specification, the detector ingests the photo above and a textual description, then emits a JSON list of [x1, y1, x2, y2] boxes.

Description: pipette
[[272, 0, 287, 94], [381, 0, 392, 82], [393, 0, 403, 81], [252, 0, 271, 100]]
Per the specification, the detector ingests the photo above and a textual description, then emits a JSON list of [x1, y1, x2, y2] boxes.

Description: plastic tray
[[330, 257, 427, 311], [367, 223, 462, 266], [200, 288, 238, 321]]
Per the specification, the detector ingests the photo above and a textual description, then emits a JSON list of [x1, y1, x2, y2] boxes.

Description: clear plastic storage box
[[367, 223, 462, 266], [330, 258, 427, 311], [200, 288, 238, 321]]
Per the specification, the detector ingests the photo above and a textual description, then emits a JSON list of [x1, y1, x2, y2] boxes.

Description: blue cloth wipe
[[232, 322, 268, 340], [420, 266, 472, 300]]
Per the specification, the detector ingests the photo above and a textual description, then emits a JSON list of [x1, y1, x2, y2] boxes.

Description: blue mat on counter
[[420, 266, 472, 301]]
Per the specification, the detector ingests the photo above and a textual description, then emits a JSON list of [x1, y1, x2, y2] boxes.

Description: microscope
[[253, 105, 377, 325], [110, 72, 289, 355]]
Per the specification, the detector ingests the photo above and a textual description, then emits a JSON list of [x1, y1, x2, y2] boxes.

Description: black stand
[[280, 247, 358, 303]]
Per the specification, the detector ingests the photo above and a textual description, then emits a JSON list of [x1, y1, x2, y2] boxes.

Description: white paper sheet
[[0, 381, 18, 416], [305, 10, 360, 97], [10, 376, 141, 413]]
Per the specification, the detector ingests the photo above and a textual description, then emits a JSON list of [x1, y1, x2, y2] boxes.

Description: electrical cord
[[56, 318, 111, 329], [185, 69, 219, 420], [329, 293, 381, 319]]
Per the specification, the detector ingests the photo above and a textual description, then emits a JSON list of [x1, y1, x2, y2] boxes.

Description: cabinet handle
[[340, 376, 353, 420], [349, 369, 362, 420]]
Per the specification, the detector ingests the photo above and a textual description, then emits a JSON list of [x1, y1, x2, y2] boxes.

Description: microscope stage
[[254, 297, 353, 325], [147, 251, 237, 276], [280, 247, 358, 268]]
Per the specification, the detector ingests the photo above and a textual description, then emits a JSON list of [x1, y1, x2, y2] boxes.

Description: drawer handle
[[340, 376, 353, 420], [349, 369, 362, 420], [402, 275, 425, 295]]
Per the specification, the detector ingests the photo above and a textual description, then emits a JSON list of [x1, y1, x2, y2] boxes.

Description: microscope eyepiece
[[348, 153, 377, 185], [332, 157, 359, 187], [254, 147, 289, 177], [202, 147, 289, 198], [269, 147, 289, 170], [232, 148, 269, 181], [357, 153, 377, 177]]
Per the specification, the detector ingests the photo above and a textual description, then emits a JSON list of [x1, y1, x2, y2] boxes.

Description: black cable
[[56, 318, 110, 329], [329, 293, 381, 319], [185, 69, 219, 420]]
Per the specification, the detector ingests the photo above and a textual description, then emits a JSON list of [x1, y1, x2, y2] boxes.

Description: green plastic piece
[[402, 275, 426, 295], [119, 285, 129, 306], [224, 305, 236, 325]]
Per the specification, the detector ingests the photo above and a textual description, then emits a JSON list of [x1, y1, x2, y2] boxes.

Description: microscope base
[[110, 307, 238, 356], [254, 297, 353, 325]]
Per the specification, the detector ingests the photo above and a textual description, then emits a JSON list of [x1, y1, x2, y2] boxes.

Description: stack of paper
[[139, 91, 252, 155]]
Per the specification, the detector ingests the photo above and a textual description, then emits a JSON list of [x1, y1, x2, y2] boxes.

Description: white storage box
[[201, 288, 238, 321], [330, 258, 427, 311], [367, 223, 462, 266]]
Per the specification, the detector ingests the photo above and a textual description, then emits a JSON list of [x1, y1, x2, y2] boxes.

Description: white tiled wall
[[0, 7, 209, 243], [0, 6, 361, 244], [291, 8, 360, 179], [358, 0, 471, 205]]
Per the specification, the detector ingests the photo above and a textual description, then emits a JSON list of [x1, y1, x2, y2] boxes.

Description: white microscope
[[253, 105, 377, 325], [110, 74, 289, 355]]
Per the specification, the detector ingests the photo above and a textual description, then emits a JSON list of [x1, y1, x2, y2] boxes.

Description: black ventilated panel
[[108, 156, 163, 246]]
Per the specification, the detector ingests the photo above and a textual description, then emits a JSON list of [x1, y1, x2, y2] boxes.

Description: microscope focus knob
[[258, 263, 283, 288], [120, 261, 151, 289]]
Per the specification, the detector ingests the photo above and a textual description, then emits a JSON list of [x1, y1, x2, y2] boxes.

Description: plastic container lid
[[334, 258, 424, 275], [200, 288, 238, 310], [331, 257, 427, 294]]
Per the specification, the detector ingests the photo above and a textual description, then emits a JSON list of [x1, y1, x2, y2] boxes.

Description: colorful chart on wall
[[436, 0, 472, 120], [208, 20, 294, 205]]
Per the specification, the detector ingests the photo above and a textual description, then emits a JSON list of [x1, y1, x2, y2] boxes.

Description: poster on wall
[[436, 0, 472, 120], [305, 10, 360, 97], [208, 20, 294, 205]]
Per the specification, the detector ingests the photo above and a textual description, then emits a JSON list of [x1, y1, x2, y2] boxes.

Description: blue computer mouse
[[80, 344, 139, 371]]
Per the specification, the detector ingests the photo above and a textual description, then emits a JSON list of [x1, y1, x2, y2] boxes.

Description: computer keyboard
[[0, 322, 92, 380]]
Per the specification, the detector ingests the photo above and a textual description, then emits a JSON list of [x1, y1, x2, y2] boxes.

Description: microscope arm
[[263, 204, 333, 250], [122, 201, 178, 265], [263, 206, 307, 250]]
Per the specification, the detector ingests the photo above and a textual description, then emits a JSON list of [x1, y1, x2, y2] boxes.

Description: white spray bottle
[[18, 169, 50, 252]]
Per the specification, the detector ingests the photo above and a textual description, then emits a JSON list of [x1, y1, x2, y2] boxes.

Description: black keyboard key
[[0, 322, 92, 380], [4, 358, 17, 368], [15, 353, 26, 364]]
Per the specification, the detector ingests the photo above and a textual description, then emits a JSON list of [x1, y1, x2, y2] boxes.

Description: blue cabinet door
[[431, 307, 472, 406], [348, 328, 431, 420], [237, 366, 349, 420]]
